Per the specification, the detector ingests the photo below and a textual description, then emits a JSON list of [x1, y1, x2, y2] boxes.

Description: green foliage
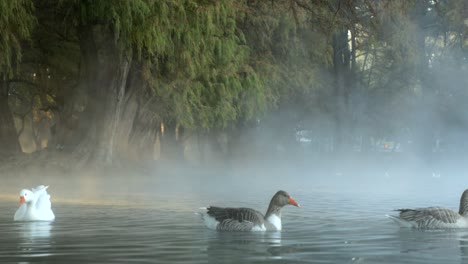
[[59, 0, 164, 57], [240, 0, 335, 118], [147, 0, 267, 130], [0, 0, 36, 79], [5, 0, 468, 153]]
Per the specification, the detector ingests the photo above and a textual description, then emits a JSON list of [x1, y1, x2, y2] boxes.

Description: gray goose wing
[[398, 207, 461, 228], [207, 206, 265, 231]]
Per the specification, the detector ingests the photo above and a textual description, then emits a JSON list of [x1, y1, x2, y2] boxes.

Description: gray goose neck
[[265, 203, 282, 219], [459, 190, 468, 216]]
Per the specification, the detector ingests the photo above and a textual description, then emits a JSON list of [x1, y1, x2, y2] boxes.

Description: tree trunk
[[0, 81, 21, 156], [59, 24, 132, 164], [332, 27, 351, 153], [116, 61, 159, 162], [411, 1, 433, 157]]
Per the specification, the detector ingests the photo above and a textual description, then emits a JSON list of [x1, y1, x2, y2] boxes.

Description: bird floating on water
[[388, 189, 468, 229], [14, 185, 55, 221], [200, 190, 300, 232]]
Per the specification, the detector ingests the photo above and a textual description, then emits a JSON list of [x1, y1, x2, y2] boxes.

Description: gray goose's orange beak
[[20, 196, 26, 204], [288, 196, 300, 207]]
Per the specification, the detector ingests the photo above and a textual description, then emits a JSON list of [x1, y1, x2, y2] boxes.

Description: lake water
[[1, 169, 468, 263]]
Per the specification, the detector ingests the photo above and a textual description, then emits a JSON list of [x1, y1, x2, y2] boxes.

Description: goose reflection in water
[[17, 221, 53, 239], [205, 231, 283, 262], [394, 229, 468, 264], [16, 221, 54, 258]]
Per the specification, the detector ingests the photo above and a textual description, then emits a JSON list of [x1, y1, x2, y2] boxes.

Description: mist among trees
[[1, 0, 467, 170]]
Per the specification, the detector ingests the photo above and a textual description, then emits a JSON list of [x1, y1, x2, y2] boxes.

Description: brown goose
[[388, 189, 468, 229], [201, 190, 300, 231]]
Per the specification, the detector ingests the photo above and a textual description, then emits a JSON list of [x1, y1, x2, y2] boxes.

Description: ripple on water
[[0, 190, 467, 263]]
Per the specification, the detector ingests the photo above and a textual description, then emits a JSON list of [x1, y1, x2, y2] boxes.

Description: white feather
[[266, 214, 282, 231], [201, 214, 219, 230], [251, 224, 267, 231]]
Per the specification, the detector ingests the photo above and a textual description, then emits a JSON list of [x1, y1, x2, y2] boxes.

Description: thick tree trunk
[[0, 81, 21, 156], [58, 25, 132, 164], [101, 58, 131, 163], [115, 62, 159, 162]]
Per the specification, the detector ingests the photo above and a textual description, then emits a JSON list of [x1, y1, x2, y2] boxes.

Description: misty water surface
[[1, 164, 468, 263]]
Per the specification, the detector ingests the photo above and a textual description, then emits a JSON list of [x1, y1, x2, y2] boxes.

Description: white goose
[[201, 190, 300, 232], [14, 185, 55, 221], [389, 189, 468, 229]]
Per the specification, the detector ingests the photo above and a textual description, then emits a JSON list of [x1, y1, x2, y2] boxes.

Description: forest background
[[1, 0, 467, 175]]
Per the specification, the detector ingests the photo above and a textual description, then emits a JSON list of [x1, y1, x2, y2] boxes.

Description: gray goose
[[389, 189, 468, 229], [201, 190, 300, 231]]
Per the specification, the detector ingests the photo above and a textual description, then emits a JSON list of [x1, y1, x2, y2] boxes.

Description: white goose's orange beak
[[19, 196, 25, 204], [288, 197, 300, 207]]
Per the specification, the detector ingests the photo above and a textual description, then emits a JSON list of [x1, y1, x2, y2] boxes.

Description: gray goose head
[[265, 190, 300, 218]]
